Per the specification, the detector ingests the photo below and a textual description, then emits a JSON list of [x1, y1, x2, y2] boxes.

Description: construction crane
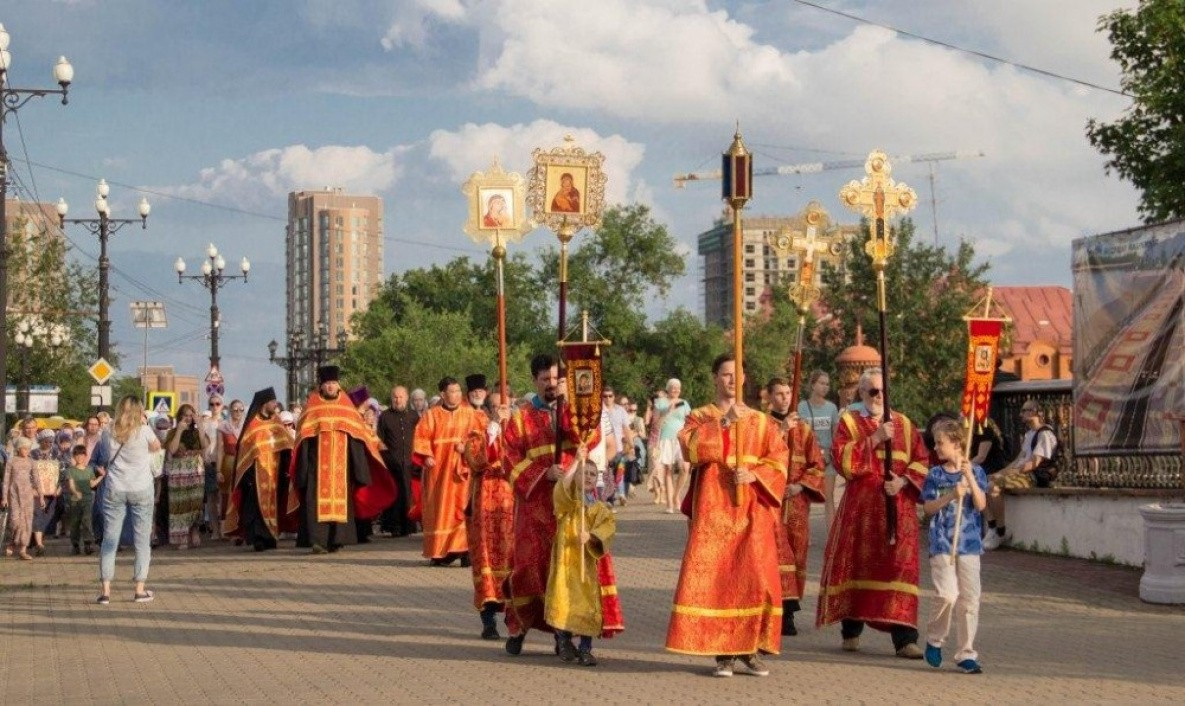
[[674, 150, 985, 244]]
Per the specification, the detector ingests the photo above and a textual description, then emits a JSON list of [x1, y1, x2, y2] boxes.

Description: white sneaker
[[982, 532, 1001, 550]]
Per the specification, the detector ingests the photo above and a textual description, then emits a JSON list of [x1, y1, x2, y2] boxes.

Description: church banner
[[1071, 221, 1185, 455], [561, 342, 604, 448], [961, 318, 1004, 424]]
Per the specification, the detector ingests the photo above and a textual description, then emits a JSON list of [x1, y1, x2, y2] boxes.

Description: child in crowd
[[544, 458, 624, 667], [65, 444, 104, 555], [921, 418, 989, 674]]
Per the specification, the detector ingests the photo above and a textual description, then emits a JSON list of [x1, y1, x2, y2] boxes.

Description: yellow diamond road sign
[[88, 358, 114, 385]]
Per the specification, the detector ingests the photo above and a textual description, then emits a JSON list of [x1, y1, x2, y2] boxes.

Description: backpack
[[1031, 425, 1061, 486]]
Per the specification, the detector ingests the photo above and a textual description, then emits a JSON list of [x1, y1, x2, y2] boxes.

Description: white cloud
[[381, 0, 467, 50], [426, 120, 645, 206], [159, 144, 407, 210]]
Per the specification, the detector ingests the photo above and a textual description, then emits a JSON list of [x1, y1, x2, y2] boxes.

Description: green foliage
[[5, 218, 100, 421], [539, 203, 687, 343], [816, 218, 990, 422], [342, 298, 535, 398], [1086, 0, 1185, 222]]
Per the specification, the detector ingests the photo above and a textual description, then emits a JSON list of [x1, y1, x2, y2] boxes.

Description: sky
[[2, 0, 1140, 401]]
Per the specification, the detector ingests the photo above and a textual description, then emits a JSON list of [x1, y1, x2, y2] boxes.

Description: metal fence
[[991, 380, 1182, 489]]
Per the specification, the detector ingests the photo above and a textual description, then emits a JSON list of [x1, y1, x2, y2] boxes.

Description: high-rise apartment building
[[697, 205, 858, 328], [4, 198, 68, 314], [286, 188, 383, 397]]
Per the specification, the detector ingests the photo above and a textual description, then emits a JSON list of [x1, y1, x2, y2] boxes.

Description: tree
[[816, 218, 990, 422], [1086, 0, 1185, 222], [341, 298, 535, 399], [539, 203, 687, 343], [5, 214, 100, 421]]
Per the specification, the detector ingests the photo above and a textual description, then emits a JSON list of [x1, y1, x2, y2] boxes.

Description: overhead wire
[[789, 0, 1130, 98]]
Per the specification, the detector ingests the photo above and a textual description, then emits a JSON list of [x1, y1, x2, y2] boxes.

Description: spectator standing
[[95, 395, 162, 604], [653, 379, 691, 514], [164, 404, 208, 549], [199, 398, 225, 540], [378, 385, 419, 537], [798, 371, 841, 527], [65, 444, 102, 555]]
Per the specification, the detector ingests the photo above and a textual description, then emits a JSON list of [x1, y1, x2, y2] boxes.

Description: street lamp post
[[176, 244, 249, 374], [267, 325, 347, 404], [58, 180, 150, 372], [13, 318, 64, 417], [0, 24, 73, 432]]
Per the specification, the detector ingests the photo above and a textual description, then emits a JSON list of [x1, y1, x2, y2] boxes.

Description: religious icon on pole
[[462, 158, 533, 406], [527, 135, 606, 241]]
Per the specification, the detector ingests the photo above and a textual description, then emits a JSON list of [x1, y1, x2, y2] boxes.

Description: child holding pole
[[921, 418, 988, 674], [544, 457, 623, 666]]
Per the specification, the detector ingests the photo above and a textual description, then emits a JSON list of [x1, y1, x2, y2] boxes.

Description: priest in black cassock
[[292, 366, 393, 553], [223, 387, 295, 551]]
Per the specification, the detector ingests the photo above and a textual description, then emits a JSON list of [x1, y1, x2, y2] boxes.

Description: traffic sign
[[205, 382, 225, 398], [146, 390, 177, 418], [91, 385, 112, 408], [88, 358, 114, 385], [205, 366, 224, 384]]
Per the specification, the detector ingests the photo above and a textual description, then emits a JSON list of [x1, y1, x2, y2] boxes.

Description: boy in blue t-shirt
[[921, 418, 988, 674]]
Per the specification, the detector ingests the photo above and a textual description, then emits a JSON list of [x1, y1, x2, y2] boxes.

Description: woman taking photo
[[164, 404, 208, 549], [96, 395, 161, 605]]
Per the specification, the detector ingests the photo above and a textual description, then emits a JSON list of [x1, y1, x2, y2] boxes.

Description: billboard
[[1071, 220, 1184, 455]]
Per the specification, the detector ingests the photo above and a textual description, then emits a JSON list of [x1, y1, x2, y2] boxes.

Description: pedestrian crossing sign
[[146, 390, 176, 418]]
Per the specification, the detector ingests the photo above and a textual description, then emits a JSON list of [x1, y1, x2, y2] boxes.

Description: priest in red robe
[[816, 367, 929, 659], [223, 387, 296, 551], [765, 377, 826, 637], [502, 353, 596, 657], [666, 353, 788, 678]]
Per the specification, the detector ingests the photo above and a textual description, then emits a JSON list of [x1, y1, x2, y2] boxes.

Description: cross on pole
[[839, 150, 917, 271], [768, 200, 832, 314]]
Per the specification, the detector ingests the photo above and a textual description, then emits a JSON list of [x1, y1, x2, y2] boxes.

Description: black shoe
[[557, 636, 578, 662], [481, 624, 501, 640], [71, 544, 81, 556], [505, 634, 525, 656], [577, 649, 598, 667], [459, 553, 471, 568], [84, 544, 94, 556], [253, 539, 268, 552], [430, 558, 448, 567], [781, 613, 798, 636]]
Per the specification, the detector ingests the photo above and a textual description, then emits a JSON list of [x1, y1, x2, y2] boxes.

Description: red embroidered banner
[[561, 342, 604, 447], [961, 318, 1004, 423]]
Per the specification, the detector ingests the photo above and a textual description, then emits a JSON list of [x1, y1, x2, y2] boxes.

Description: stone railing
[[991, 380, 1183, 490]]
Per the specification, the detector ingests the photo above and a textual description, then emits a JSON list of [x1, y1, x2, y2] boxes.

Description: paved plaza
[[2, 493, 1183, 705]]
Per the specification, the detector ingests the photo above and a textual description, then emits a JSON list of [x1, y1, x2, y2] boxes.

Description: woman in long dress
[[164, 405, 208, 549], [3, 437, 38, 560]]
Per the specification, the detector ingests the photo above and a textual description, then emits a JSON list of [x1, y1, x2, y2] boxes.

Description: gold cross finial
[[838, 150, 917, 270], [767, 201, 831, 314]]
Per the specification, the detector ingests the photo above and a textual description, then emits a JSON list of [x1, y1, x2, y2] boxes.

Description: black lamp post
[[175, 243, 250, 374], [268, 325, 347, 404], [58, 180, 150, 382], [0, 24, 73, 433]]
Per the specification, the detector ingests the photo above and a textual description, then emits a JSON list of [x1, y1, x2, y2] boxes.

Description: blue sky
[[3, 0, 1139, 400]]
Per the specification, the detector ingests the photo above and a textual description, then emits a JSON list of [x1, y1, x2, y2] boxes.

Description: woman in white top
[[95, 395, 162, 605]]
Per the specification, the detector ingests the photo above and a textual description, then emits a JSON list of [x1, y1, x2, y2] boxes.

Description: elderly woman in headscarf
[[29, 429, 62, 555], [3, 436, 39, 560]]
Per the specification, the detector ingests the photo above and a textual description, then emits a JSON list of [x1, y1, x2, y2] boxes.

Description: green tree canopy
[[1087, 0, 1185, 222]]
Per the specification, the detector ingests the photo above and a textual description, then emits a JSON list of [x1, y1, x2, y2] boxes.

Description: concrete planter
[[1139, 503, 1185, 605]]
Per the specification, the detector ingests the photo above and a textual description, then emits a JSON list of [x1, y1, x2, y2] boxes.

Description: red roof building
[[993, 286, 1073, 381]]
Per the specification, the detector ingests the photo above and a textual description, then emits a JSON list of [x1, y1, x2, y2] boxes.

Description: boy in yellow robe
[[544, 458, 623, 667]]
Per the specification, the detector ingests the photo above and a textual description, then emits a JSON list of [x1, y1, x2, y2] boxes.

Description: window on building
[[745, 287, 755, 296], [745, 273, 755, 282], [745, 244, 755, 254], [744, 259, 755, 269]]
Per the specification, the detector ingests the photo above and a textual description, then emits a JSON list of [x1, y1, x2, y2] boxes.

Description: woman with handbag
[[96, 395, 162, 605]]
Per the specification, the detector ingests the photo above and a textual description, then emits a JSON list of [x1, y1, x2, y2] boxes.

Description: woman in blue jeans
[[95, 395, 161, 605]]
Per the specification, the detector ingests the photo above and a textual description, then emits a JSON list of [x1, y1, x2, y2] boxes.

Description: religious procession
[[3, 4, 1184, 701], [4, 137, 1033, 680]]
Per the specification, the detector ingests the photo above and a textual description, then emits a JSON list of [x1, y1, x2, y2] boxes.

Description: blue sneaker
[[925, 643, 942, 668], [956, 658, 983, 674]]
